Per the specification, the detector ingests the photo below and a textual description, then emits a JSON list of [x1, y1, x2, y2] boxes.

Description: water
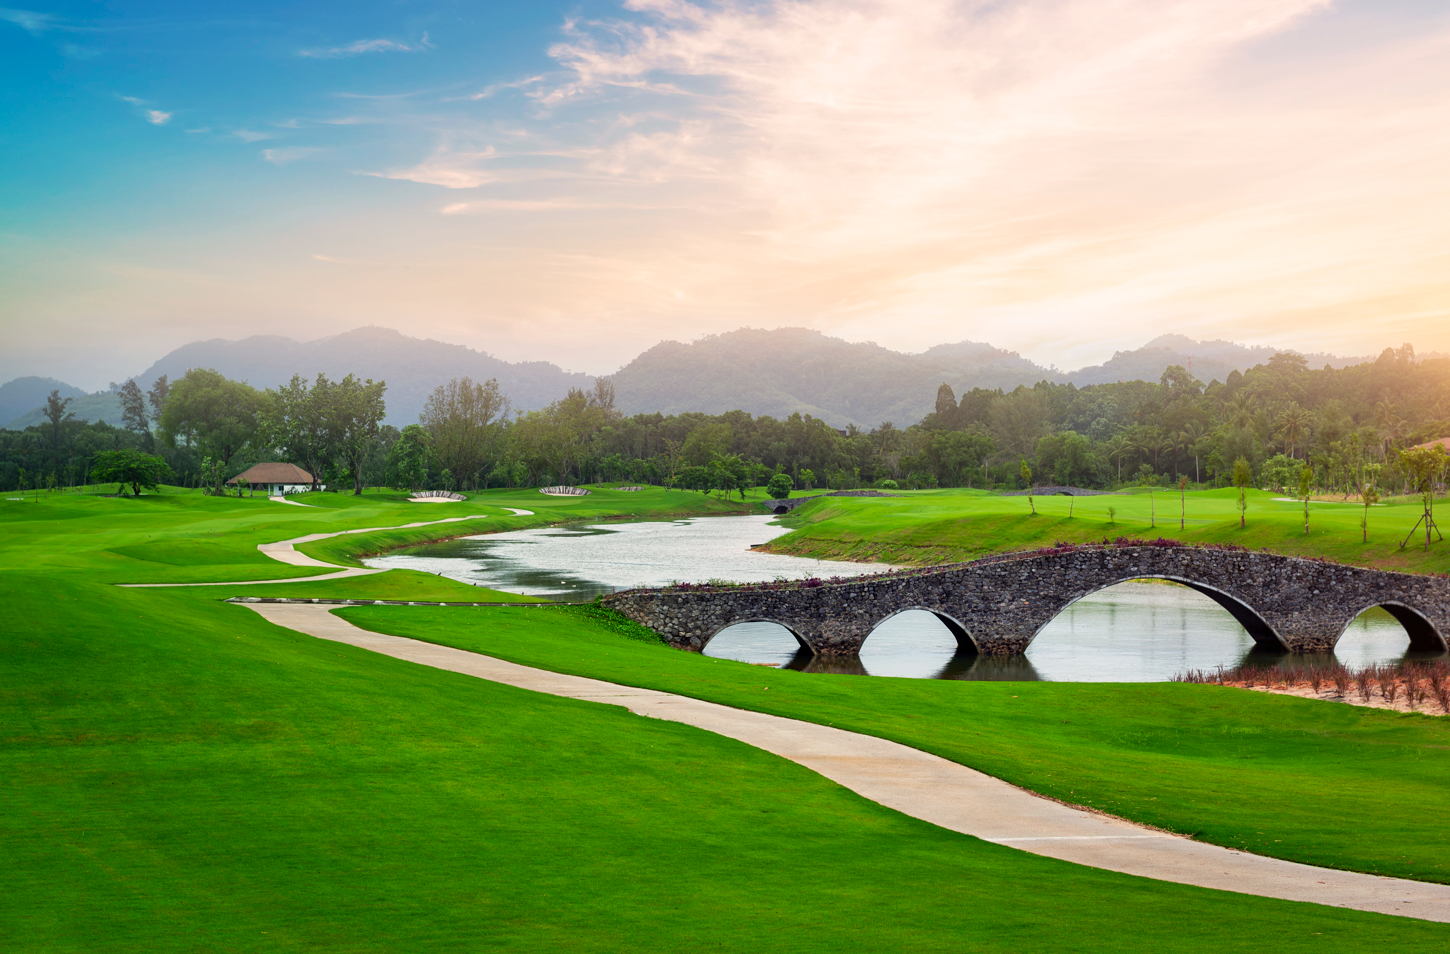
[[368, 515, 1435, 681], [364, 514, 900, 599]]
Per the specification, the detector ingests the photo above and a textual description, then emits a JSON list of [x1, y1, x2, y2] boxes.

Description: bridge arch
[[1339, 601, 1447, 653], [702, 617, 813, 653], [1027, 574, 1287, 651], [867, 606, 979, 653]]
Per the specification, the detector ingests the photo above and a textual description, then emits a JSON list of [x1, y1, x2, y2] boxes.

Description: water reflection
[[365, 515, 900, 600], [371, 517, 1443, 682], [704, 584, 1440, 682]]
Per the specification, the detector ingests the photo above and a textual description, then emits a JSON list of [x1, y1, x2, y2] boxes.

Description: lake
[[366, 514, 1428, 681]]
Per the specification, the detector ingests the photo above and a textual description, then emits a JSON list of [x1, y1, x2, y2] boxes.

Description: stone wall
[[602, 545, 1450, 656]]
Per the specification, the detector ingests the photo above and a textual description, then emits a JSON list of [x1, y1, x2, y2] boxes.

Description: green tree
[[90, 449, 170, 496], [157, 369, 266, 494], [765, 472, 794, 500], [325, 374, 388, 495], [1360, 463, 1381, 543], [42, 389, 74, 476], [269, 374, 332, 491], [1298, 463, 1314, 535], [1034, 431, 1096, 487], [1233, 457, 1253, 528], [388, 424, 434, 491], [147, 375, 170, 421], [1397, 445, 1448, 550], [1260, 453, 1302, 494], [117, 379, 152, 449], [1276, 402, 1312, 459], [799, 467, 816, 490], [1020, 459, 1035, 515], [708, 453, 750, 500], [422, 378, 511, 489]]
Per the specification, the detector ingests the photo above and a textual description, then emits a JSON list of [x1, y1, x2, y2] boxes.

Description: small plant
[[1331, 666, 1351, 697], [1360, 464, 1381, 543], [1233, 457, 1252, 529], [1107, 506, 1117, 524], [1355, 666, 1375, 703], [1298, 463, 1314, 536]]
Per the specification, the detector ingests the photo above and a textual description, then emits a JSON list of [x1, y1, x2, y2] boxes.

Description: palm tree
[[1176, 421, 1207, 483], [1276, 403, 1312, 459], [1374, 399, 1407, 459]]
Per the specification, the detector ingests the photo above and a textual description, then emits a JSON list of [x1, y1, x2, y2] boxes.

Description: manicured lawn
[[5, 486, 1450, 949], [769, 487, 1450, 574], [339, 601, 1450, 884]]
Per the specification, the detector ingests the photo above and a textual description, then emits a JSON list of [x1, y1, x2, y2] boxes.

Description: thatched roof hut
[[227, 463, 316, 494]]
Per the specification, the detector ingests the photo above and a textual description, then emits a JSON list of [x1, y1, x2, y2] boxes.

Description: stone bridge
[[601, 544, 1450, 656]]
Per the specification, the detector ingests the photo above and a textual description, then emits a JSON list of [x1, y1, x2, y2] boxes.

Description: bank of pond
[[367, 514, 1437, 682]]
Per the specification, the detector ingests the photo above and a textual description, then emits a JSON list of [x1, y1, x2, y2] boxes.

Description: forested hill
[[129, 327, 594, 426], [1068, 334, 1358, 387], [606, 328, 1359, 427], [5, 325, 1366, 430], [0, 377, 85, 427], [608, 328, 1058, 426]]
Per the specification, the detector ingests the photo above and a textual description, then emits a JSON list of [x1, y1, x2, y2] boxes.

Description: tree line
[[1, 343, 1448, 501]]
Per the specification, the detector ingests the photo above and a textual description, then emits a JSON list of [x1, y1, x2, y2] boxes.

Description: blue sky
[[4, 1, 1450, 388]]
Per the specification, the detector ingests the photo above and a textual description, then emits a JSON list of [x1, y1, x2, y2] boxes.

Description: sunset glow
[[4, 0, 1450, 385]]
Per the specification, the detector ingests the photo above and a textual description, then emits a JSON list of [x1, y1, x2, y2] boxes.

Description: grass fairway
[[769, 486, 1450, 574], [340, 602, 1450, 885], [5, 487, 1450, 949]]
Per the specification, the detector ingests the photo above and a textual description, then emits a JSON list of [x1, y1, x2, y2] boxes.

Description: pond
[[366, 514, 1431, 681]]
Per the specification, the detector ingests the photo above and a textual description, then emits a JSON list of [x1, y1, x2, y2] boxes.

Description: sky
[[3, 0, 1450, 389]]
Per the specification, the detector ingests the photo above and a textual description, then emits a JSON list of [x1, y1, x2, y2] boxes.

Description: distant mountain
[[2, 326, 1367, 431], [1065, 334, 1358, 386], [608, 328, 1059, 427], [133, 326, 593, 426], [1, 377, 88, 429]]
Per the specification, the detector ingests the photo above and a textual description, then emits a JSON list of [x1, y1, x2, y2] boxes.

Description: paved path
[[242, 599, 1450, 924], [268, 495, 319, 508], [121, 513, 501, 588]]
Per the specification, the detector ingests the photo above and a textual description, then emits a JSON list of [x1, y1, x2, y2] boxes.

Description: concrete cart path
[[268, 495, 319, 508], [121, 513, 502, 588], [243, 600, 1450, 924]]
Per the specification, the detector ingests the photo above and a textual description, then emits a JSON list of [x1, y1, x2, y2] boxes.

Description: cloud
[[439, 198, 667, 215], [298, 33, 432, 59], [464, 75, 548, 101], [261, 147, 321, 164], [119, 95, 173, 126], [0, 7, 52, 33], [232, 128, 273, 142], [367, 148, 500, 189], [413, 0, 1450, 362]]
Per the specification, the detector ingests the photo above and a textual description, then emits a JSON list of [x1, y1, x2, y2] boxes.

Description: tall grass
[[1176, 658, 1450, 715]]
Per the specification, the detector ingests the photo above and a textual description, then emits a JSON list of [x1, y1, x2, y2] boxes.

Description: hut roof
[[227, 462, 315, 485], [1413, 438, 1450, 453]]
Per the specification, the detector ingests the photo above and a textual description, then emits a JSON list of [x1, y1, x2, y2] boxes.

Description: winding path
[[121, 503, 1450, 921], [121, 509, 533, 588], [243, 600, 1450, 923]]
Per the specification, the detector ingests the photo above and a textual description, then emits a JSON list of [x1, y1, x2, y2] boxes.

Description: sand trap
[[408, 497, 458, 503]]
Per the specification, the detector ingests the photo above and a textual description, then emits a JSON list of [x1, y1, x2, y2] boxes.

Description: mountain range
[[4, 326, 1364, 430]]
